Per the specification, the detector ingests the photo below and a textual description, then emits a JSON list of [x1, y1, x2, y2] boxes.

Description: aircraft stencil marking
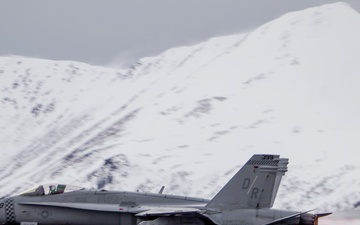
[[97, 195, 136, 203], [251, 188, 259, 199], [40, 211, 49, 219], [261, 155, 274, 160], [242, 178, 250, 189]]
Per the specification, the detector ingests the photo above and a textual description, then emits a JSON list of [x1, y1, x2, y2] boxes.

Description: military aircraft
[[0, 154, 331, 225]]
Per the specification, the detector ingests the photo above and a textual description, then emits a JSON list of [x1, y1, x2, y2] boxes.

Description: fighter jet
[[0, 154, 331, 225]]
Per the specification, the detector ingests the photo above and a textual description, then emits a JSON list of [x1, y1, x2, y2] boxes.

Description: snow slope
[[1, 2, 360, 212]]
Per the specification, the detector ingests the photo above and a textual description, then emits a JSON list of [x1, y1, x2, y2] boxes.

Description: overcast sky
[[1, 0, 359, 68]]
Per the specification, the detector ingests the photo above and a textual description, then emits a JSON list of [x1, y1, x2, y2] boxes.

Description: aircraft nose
[[0, 199, 5, 224]]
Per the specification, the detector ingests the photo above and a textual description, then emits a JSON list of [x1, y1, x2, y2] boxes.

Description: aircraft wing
[[135, 207, 203, 217], [19, 201, 203, 216], [262, 210, 314, 225]]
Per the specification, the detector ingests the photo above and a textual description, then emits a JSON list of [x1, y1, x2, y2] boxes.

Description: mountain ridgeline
[[1, 2, 360, 212]]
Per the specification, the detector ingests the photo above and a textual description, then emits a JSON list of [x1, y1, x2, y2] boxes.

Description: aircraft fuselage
[[0, 189, 208, 225]]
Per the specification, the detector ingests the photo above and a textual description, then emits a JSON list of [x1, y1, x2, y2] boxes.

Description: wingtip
[[316, 212, 332, 218]]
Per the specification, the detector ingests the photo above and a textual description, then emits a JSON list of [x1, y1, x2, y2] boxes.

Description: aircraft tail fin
[[206, 154, 288, 210]]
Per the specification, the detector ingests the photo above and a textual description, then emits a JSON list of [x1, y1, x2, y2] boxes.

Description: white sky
[[1, 0, 359, 67]]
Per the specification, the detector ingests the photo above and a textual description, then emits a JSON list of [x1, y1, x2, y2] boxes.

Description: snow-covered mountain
[[1, 2, 360, 212]]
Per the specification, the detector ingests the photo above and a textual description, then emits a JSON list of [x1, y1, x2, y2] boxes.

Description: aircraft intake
[[299, 213, 318, 225]]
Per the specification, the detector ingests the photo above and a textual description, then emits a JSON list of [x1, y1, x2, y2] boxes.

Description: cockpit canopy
[[19, 184, 83, 196]]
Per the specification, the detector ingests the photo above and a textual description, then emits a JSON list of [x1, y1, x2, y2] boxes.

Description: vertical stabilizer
[[206, 154, 288, 210]]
